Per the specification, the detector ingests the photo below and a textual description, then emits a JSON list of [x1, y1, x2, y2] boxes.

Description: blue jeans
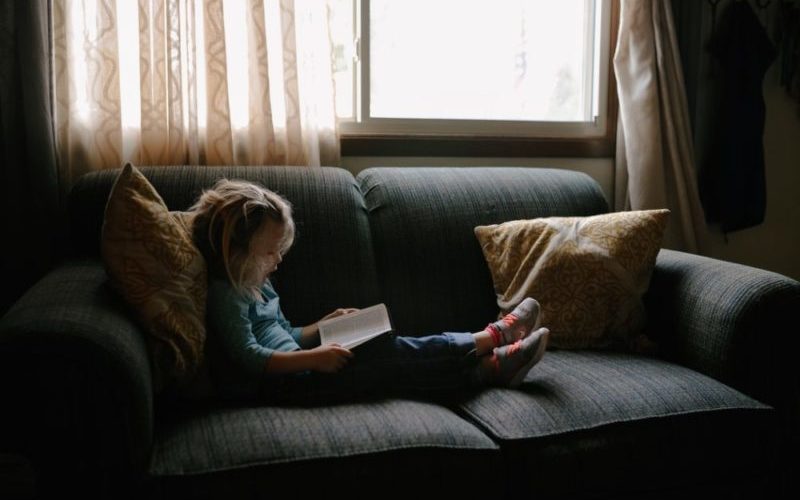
[[259, 332, 480, 405]]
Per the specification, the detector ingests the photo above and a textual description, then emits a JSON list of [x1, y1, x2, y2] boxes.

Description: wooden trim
[[340, 0, 620, 158], [341, 135, 614, 158]]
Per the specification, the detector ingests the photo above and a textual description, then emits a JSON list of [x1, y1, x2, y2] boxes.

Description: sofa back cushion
[[70, 166, 381, 325], [356, 167, 609, 336]]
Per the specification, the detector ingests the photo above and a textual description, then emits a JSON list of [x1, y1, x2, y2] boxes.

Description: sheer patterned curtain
[[613, 0, 708, 253], [52, 0, 339, 188]]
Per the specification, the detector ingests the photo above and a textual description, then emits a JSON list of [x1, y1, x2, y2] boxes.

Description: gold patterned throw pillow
[[101, 163, 207, 391], [474, 210, 669, 350]]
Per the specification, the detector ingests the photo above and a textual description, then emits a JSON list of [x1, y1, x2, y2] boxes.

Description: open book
[[318, 303, 393, 349]]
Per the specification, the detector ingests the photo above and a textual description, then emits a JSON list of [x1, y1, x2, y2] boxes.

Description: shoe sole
[[531, 300, 542, 333], [509, 329, 549, 388]]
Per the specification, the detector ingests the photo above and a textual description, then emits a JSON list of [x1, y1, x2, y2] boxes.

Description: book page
[[318, 304, 392, 349]]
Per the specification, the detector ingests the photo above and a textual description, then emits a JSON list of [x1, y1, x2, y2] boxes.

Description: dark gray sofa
[[1, 165, 798, 499]]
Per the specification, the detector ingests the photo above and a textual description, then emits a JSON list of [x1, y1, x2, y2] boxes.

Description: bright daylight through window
[[330, 0, 612, 137]]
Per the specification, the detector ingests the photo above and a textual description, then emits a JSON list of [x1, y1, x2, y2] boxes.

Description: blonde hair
[[190, 179, 295, 298]]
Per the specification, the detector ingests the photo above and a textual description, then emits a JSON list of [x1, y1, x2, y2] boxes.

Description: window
[[330, 0, 616, 148]]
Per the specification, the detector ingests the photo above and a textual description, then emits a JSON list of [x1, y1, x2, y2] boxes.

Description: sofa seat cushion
[[459, 351, 776, 497], [461, 350, 770, 440], [149, 399, 498, 495]]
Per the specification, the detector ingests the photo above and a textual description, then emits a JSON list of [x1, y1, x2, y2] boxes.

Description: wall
[[342, 61, 800, 283], [342, 0, 800, 283]]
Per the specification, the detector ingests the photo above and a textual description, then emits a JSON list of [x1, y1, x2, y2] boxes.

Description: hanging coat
[[699, 1, 776, 233]]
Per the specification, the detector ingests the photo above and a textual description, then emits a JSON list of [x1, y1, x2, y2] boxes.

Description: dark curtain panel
[[670, 0, 705, 135], [672, 0, 779, 235], [701, 2, 776, 233], [0, 1, 60, 314]]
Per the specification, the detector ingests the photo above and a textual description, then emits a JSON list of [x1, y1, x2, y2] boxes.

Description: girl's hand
[[320, 308, 359, 322], [309, 344, 354, 373], [301, 308, 359, 350], [300, 308, 359, 347]]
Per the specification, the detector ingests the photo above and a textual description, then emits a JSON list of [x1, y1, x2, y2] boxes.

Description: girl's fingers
[[334, 346, 354, 358]]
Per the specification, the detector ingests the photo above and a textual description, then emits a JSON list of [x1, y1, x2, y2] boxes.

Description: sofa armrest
[[645, 249, 800, 422], [0, 260, 154, 493]]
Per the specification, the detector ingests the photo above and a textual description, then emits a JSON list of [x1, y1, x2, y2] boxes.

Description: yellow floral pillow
[[474, 210, 669, 350], [101, 163, 207, 391]]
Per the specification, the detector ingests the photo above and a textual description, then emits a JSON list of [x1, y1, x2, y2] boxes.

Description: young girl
[[191, 179, 549, 403]]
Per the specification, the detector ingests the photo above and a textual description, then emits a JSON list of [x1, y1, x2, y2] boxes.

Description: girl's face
[[244, 221, 286, 286]]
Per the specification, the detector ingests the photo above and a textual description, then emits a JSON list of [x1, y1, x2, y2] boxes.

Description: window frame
[[339, 0, 620, 157]]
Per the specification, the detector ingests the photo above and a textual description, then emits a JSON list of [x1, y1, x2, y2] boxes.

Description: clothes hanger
[[755, 0, 771, 29], [707, 0, 773, 34], [708, 0, 722, 34]]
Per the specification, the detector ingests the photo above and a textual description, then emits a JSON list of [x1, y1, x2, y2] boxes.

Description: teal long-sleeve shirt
[[207, 279, 304, 376]]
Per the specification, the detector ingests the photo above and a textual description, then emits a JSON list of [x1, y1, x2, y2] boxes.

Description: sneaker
[[486, 298, 541, 347], [492, 327, 549, 388]]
